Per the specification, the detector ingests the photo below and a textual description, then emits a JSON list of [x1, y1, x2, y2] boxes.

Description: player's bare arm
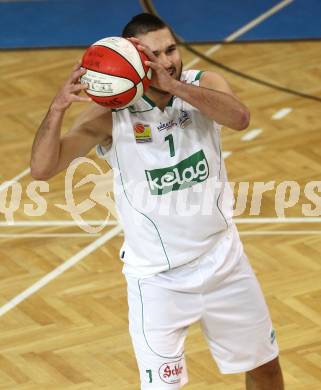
[[171, 71, 249, 130], [31, 62, 112, 180], [136, 40, 250, 131]]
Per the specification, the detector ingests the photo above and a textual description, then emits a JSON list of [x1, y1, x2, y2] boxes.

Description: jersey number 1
[[146, 369, 153, 383], [165, 134, 175, 157]]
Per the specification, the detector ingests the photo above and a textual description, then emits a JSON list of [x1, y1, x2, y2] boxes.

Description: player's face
[[137, 28, 182, 82]]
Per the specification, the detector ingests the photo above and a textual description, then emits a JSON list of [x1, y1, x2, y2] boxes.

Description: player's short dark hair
[[122, 13, 168, 38]]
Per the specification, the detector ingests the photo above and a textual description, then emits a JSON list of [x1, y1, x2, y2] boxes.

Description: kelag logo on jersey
[[145, 149, 209, 195]]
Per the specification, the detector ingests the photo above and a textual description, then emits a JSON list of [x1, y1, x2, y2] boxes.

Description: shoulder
[[181, 69, 204, 84], [199, 71, 235, 96], [181, 70, 234, 96]]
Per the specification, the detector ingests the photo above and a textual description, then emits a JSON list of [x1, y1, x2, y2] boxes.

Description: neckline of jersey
[[142, 94, 174, 109]]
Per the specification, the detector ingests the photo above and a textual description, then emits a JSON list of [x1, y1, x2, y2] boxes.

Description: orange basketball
[[80, 37, 152, 108]]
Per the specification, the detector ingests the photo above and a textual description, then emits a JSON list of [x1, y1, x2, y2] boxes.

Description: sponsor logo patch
[[157, 119, 177, 132], [133, 123, 152, 143], [178, 110, 192, 129], [145, 149, 209, 195], [159, 360, 183, 384]]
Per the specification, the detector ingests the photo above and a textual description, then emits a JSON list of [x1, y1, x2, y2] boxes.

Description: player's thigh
[[126, 276, 199, 389], [201, 252, 279, 374]]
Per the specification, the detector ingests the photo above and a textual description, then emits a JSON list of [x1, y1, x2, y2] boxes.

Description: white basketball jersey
[[97, 70, 234, 277]]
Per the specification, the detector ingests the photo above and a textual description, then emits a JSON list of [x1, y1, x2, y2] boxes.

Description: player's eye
[[166, 46, 176, 54]]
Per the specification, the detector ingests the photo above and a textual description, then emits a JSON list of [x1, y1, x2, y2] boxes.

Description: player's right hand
[[50, 62, 92, 112]]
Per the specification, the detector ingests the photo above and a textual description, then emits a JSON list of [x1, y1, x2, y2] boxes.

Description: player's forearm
[[30, 107, 64, 180], [168, 80, 250, 130]]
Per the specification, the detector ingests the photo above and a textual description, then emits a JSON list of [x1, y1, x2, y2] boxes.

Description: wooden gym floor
[[0, 40, 320, 389]]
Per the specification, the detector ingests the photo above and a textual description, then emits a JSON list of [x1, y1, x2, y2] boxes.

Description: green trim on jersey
[[195, 70, 204, 81], [138, 279, 185, 360], [115, 145, 171, 270], [128, 105, 154, 114], [112, 103, 155, 114], [166, 95, 174, 107], [112, 106, 132, 113], [112, 105, 155, 114], [216, 143, 229, 229], [142, 94, 174, 108], [142, 94, 156, 107]]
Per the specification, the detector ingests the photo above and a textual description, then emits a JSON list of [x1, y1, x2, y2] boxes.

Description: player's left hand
[[128, 37, 177, 93]]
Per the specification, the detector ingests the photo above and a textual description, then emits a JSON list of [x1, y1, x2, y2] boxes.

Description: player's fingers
[[145, 61, 161, 71], [128, 38, 144, 52], [128, 37, 140, 43], [72, 95, 92, 103], [72, 59, 82, 71], [70, 83, 89, 94], [70, 67, 87, 83], [70, 84, 88, 95], [68, 63, 82, 81], [137, 44, 157, 62]]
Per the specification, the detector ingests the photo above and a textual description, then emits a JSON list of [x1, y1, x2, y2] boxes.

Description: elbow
[[30, 169, 52, 181], [30, 164, 54, 181], [235, 108, 250, 131]]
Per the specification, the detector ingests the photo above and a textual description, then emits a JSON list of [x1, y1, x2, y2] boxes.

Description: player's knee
[[246, 357, 281, 379]]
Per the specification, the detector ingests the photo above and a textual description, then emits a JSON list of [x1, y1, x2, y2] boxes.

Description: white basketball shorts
[[125, 225, 279, 389]]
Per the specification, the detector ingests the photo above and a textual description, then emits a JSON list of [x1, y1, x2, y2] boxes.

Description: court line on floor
[[225, 0, 294, 42], [1, 215, 319, 316], [240, 230, 321, 236], [0, 217, 320, 228], [0, 168, 30, 192], [0, 233, 101, 238], [0, 220, 117, 227], [184, 0, 294, 69], [1, 230, 320, 239], [0, 224, 122, 317], [241, 128, 263, 141], [222, 151, 232, 159], [0, 229, 321, 239], [234, 217, 321, 223], [272, 107, 293, 120]]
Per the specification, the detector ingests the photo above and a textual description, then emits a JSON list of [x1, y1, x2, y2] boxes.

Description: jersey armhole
[[96, 142, 112, 159], [195, 70, 204, 82], [194, 70, 222, 130]]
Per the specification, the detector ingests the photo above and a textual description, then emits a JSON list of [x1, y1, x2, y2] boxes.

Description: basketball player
[[31, 13, 284, 390]]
